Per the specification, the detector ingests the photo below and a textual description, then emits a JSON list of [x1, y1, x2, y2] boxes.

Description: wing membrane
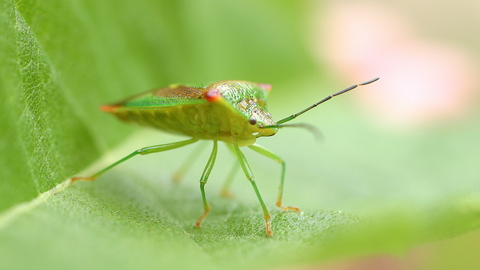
[[116, 85, 206, 108]]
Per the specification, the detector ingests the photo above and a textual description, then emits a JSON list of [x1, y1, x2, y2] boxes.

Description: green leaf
[[1, 0, 480, 269]]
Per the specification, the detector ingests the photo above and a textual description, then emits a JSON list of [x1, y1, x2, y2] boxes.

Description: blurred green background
[[1, 0, 479, 269]]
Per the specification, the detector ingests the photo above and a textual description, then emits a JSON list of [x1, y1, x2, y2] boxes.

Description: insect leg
[[172, 141, 208, 182], [219, 161, 240, 198], [71, 138, 199, 182], [219, 144, 240, 198], [195, 140, 218, 228], [233, 140, 273, 237], [248, 144, 300, 212]]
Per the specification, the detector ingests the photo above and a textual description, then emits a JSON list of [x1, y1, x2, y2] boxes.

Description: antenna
[[273, 77, 379, 125]]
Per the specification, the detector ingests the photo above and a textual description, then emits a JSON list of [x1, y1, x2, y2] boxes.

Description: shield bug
[[72, 78, 379, 237]]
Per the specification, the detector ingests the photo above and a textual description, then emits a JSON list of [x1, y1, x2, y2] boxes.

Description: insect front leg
[[233, 140, 273, 237], [195, 140, 218, 228], [248, 144, 300, 212], [71, 138, 199, 182]]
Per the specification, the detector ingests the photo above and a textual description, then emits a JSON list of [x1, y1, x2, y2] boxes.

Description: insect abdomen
[[107, 103, 256, 145]]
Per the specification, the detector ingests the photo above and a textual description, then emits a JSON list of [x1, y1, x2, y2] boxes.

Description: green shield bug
[[72, 78, 379, 237]]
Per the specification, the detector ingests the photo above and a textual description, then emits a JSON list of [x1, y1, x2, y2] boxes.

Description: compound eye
[[249, 116, 257, 125]]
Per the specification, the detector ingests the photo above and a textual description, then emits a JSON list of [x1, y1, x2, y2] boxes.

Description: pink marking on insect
[[100, 104, 120, 112], [204, 89, 221, 102], [258, 83, 272, 92]]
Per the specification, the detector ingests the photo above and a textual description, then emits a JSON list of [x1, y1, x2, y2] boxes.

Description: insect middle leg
[[219, 144, 240, 198], [172, 141, 208, 182], [195, 140, 218, 228], [71, 138, 199, 182], [233, 140, 273, 237], [248, 144, 300, 212], [219, 161, 240, 198]]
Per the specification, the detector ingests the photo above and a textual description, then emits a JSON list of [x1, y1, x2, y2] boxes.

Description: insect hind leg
[[71, 138, 200, 183]]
